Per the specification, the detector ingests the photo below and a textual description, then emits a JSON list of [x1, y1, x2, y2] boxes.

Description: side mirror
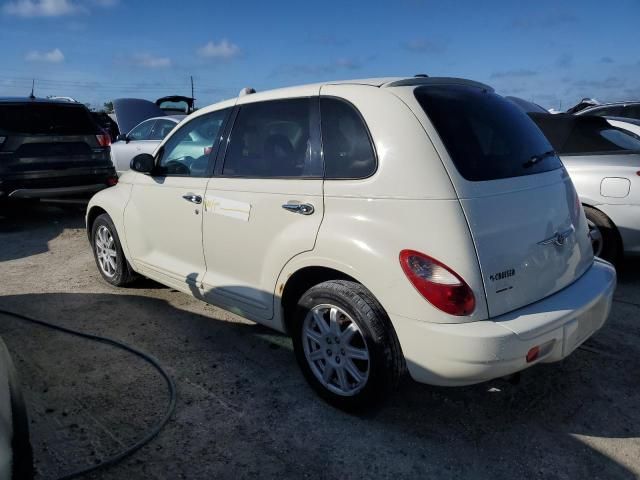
[[116, 133, 128, 143], [130, 153, 155, 174]]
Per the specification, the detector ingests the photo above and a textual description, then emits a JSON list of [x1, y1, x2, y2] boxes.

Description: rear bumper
[[391, 258, 616, 386], [7, 184, 107, 199], [0, 166, 115, 199]]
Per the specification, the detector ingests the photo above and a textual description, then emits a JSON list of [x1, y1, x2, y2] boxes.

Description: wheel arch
[[583, 203, 624, 255]]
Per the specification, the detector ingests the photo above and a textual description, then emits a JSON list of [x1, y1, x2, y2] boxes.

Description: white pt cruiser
[[87, 76, 616, 409]]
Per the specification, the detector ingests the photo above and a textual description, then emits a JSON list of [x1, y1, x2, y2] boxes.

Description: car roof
[[0, 96, 85, 105], [582, 101, 640, 110], [191, 76, 493, 119]]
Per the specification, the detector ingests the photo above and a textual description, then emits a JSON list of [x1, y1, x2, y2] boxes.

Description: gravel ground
[[0, 201, 639, 480]]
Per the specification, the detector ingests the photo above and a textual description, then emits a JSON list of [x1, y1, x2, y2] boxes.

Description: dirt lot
[[0, 201, 639, 480]]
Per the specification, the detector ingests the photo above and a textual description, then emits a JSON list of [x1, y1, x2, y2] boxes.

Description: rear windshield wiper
[[523, 150, 556, 168]]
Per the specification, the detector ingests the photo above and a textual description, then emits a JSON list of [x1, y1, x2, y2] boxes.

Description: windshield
[[0, 103, 98, 135], [415, 85, 562, 181]]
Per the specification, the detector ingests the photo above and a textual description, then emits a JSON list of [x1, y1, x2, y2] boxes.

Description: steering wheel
[[163, 158, 192, 175]]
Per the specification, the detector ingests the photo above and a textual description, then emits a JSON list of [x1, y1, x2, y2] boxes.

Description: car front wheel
[[292, 280, 405, 410], [91, 213, 137, 286]]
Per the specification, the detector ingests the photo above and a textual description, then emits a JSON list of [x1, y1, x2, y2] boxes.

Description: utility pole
[[190, 75, 195, 107]]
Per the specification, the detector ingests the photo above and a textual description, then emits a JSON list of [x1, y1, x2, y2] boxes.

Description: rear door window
[[0, 103, 98, 135], [222, 98, 322, 178], [415, 85, 561, 181], [320, 98, 376, 179]]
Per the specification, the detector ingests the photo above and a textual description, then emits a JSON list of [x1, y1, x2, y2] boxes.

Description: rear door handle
[[182, 193, 202, 204], [282, 202, 314, 215]]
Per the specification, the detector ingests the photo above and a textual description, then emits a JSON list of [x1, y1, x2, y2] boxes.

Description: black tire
[[292, 280, 405, 411], [584, 206, 621, 264], [91, 213, 137, 286], [0, 341, 34, 480]]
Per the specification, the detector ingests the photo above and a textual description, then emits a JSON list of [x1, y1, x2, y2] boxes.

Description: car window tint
[[416, 85, 561, 181], [321, 98, 376, 179], [0, 103, 98, 135], [530, 113, 640, 154], [128, 120, 155, 141], [149, 119, 176, 140], [157, 109, 229, 177], [223, 98, 321, 178]]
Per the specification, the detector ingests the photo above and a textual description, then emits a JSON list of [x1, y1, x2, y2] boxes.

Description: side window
[[149, 119, 176, 140], [222, 98, 321, 178], [128, 120, 156, 141], [320, 98, 376, 179], [157, 109, 229, 177]]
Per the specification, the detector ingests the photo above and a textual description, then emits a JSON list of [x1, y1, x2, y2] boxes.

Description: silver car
[[0, 336, 32, 480], [110, 115, 184, 175], [530, 112, 640, 262]]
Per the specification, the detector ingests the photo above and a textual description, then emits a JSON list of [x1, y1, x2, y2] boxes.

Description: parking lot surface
[[0, 202, 639, 479]]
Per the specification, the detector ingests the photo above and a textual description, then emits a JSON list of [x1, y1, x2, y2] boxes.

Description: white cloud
[[3, 0, 79, 17], [90, 0, 117, 6], [25, 47, 65, 63], [197, 39, 240, 60], [131, 53, 171, 68], [2, 0, 118, 17]]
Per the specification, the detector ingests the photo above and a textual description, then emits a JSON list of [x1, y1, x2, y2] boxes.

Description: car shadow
[[0, 291, 637, 479], [0, 201, 86, 263]]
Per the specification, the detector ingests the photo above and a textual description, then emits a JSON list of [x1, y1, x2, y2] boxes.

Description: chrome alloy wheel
[[95, 225, 117, 278], [302, 304, 370, 396], [587, 219, 604, 257]]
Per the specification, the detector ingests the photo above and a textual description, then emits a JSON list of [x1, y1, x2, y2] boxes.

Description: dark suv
[[0, 98, 117, 202]]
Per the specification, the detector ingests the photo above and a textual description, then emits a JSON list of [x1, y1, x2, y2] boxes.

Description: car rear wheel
[[91, 213, 137, 286], [584, 206, 621, 263], [292, 280, 405, 410], [9, 370, 33, 480]]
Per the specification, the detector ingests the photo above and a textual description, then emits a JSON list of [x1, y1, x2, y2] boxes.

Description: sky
[[0, 0, 638, 111]]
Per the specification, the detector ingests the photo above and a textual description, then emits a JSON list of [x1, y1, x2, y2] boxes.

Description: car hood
[[112, 98, 166, 134]]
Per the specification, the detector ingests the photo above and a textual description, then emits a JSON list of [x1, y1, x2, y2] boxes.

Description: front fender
[[86, 183, 133, 261]]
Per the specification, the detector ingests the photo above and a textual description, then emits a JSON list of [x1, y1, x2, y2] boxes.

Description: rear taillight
[[96, 133, 111, 147], [106, 176, 118, 186], [399, 250, 475, 316]]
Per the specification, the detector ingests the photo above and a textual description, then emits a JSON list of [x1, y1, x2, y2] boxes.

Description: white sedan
[[110, 115, 184, 176], [0, 337, 32, 480]]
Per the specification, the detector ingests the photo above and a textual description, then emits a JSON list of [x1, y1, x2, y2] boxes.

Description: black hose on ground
[[0, 308, 177, 480]]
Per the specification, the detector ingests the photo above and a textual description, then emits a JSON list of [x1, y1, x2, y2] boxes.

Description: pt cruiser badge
[[538, 227, 575, 247]]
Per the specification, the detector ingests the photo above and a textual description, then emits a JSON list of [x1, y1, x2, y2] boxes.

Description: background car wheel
[[9, 365, 34, 480], [0, 341, 34, 480], [91, 213, 137, 286], [584, 206, 621, 263], [292, 280, 405, 411]]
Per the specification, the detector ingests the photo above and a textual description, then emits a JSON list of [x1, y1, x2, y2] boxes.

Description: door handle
[[282, 202, 314, 215], [182, 193, 202, 204]]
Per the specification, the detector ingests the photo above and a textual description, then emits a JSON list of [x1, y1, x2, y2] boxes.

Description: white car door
[[123, 110, 230, 293], [110, 119, 159, 175], [201, 90, 324, 322]]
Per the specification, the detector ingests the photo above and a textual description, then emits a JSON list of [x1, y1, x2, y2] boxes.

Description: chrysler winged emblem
[[538, 226, 575, 247]]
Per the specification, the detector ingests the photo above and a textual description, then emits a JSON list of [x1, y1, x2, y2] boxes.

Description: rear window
[[529, 113, 640, 155], [415, 85, 562, 181], [0, 103, 98, 135]]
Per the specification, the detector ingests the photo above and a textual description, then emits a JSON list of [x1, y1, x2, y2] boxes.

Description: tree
[[103, 101, 114, 114]]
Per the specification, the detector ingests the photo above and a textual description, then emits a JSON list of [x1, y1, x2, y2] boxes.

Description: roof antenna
[[29, 79, 36, 99]]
